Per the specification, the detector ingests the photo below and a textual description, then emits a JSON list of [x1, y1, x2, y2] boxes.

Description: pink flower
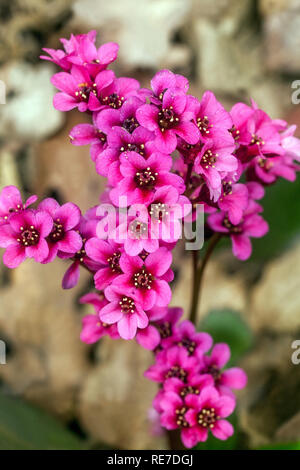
[[135, 306, 168, 350], [38, 198, 82, 263], [85, 237, 124, 290], [218, 182, 249, 225], [167, 320, 213, 356], [99, 284, 149, 340], [111, 213, 159, 256], [152, 306, 183, 348], [41, 31, 119, 77], [95, 126, 155, 178], [190, 91, 233, 140], [0, 209, 53, 268], [281, 125, 300, 162], [148, 69, 189, 105], [96, 96, 144, 135], [79, 293, 120, 342], [89, 76, 140, 112], [198, 343, 247, 394], [144, 346, 198, 383], [148, 186, 191, 243], [109, 152, 185, 206], [61, 209, 102, 289], [231, 102, 284, 163], [194, 135, 237, 198], [163, 373, 214, 399], [0, 185, 37, 226], [136, 90, 200, 154], [51, 66, 115, 112], [246, 155, 298, 184], [207, 201, 269, 261], [184, 386, 236, 446], [115, 247, 173, 309]]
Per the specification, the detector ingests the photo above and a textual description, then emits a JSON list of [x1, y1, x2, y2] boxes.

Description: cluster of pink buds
[[0, 30, 299, 448]]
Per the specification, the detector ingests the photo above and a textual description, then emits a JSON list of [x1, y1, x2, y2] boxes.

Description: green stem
[[189, 233, 221, 325]]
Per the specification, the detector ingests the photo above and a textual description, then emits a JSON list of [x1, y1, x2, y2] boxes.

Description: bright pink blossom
[[38, 198, 82, 263], [136, 90, 200, 154], [0, 185, 37, 226], [0, 209, 53, 268], [100, 284, 149, 340]]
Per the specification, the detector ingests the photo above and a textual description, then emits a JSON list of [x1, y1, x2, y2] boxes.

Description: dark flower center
[[250, 134, 264, 146], [120, 142, 145, 156], [180, 385, 200, 398], [222, 181, 232, 196], [229, 125, 240, 141], [156, 321, 171, 339], [48, 219, 65, 243], [197, 407, 219, 428], [97, 130, 107, 143], [179, 141, 204, 163], [102, 93, 124, 109], [158, 106, 179, 131], [76, 82, 97, 102], [204, 364, 221, 382], [107, 252, 122, 273], [129, 220, 148, 239], [133, 267, 153, 289], [122, 116, 139, 134], [165, 365, 187, 381], [119, 296, 136, 314], [258, 157, 273, 171], [201, 149, 218, 168], [178, 338, 196, 355], [74, 237, 86, 262], [223, 216, 243, 234], [139, 250, 149, 261], [197, 115, 211, 135], [175, 406, 190, 428], [18, 225, 39, 247], [134, 168, 157, 189], [149, 202, 169, 222]]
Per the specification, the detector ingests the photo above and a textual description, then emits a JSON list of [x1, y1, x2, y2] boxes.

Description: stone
[[72, 0, 192, 69], [33, 111, 105, 212], [78, 338, 167, 449], [249, 243, 300, 333], [238, 333, 300, 447], [260, 0, 300, 72], [171, 246, 247, 321], [0, 62, 64, 141], [0, 259, 90, 418]]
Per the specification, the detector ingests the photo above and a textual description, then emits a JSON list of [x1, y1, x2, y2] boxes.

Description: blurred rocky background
[[0, 0, 300, 450]]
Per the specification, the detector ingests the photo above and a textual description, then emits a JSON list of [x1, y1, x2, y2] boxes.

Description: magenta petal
[[99, 302, 123, 324], [221, 367, 247, 389], [94, 267, 116, 290], [145, 247, 172, 276], [62, 262, 80, 289], [152, 279, 172, 307], [136, 325, 160, 350], [231, 234, 252, 261], [57, 230, 82, 253], [85, 238, 112, 264], [136, 104, 159, 132], [181, 428, 200, 449], [211, 343, 231, 368], [176, 121, 200, 145], [53, 92, 78, 111], [211, 419, 234, 440], [3, 244, 25, 268], [117, 314, 138, 340], [58, 203, 81, 230], [0, 225, 17, 248]]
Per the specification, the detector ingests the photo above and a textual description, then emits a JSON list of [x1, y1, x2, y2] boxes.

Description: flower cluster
[[143, 309, 247, 447], [0, 30, 299, 448]]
